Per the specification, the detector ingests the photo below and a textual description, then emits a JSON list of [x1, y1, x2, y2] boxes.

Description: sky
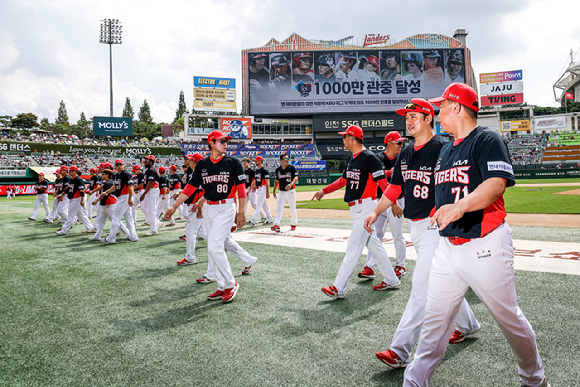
[[1, 0, 579, 124]]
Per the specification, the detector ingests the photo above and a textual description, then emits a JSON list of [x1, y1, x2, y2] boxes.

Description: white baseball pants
[[390, 218, 479, 363], [274, 189, 298, 227], [31, 193, 50, 219], [156, 194, 169, 218], [60, 197, 94, 234], [185, 209, 208, 262], [93, 203, 130, 240], [250, 185, 272, 224], [404, 223, 545, 387], [105, 195, 138, 243], [131, 189, 142, 224], [245, 189, 265, 219], [47, 196, 59, 221], [366, 197, 406, 268], [334, 198, 399, 296], [87, 192, 100, 217], [56, 197, 70, 223], [203, 200, 237, 291], [141, 188, 161, 233]]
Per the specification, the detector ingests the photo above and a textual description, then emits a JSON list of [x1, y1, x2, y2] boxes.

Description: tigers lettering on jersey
[[434, 126, 515, 239], [113, 170, 133, 197], [35, 180, 49, 194], [342, 149, 385, 203], [275, 165, 298, 191], [66, 176, 85, 199], [401, 169, 433, 185], [202, 174, 230, 184]]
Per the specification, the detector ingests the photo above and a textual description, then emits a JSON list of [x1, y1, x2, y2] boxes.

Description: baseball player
[[359, 131, 407, 279], [165, 130, 252, 303], [248, 156, 273, 226], [363, 98, 480, 371], [56, 166, 95, 235], [130, 164, 144, 225], [402, 84, 549, 387], [177, 163, 190, 220], [6, 184, 12, 200], [312, 125, 400, 299], [87, 168, 101, 218], [271, 154, 298, 232], [140, 155, 163, 236], [242, 157, 266, 222], [44, 169, 62, 223], [29, 173, 50, 221], [99, 159, 139, 243], [165, 165, 181, 226], [54, 166, 72, 224], [156, 166, 169, 219]]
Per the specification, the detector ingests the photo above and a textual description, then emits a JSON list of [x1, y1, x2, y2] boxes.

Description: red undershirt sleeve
[[377, 179, 389, 192], [322, 177, 347, 194], [384, 170, 392, 178], [237, 184, 246, 199], [182, 184, 195, 198], [384, 184, 402, 203]]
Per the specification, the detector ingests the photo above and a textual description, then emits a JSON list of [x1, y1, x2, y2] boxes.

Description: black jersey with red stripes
[[183, 167, 195, 204], [159, 175, 169, 191], [254, 167, 269, 187], [66, 176, 85, 199], [144, 166, 159, 188], [189, 155, 246, 201], [53, 177, 63, 194], [169, 173, 181, 190], [244, 168, 256, 188], [89, 175, 101, 191], [391, 136, 444, 220], [100, 179, 118, 206], [342, 149, 386, 203], [434, 126, 515, 239], [60, 175, 71, 195], [376, 151, 400, 198], [35, 179, 49, 194], [134, 172, 145, 190], [275, 165, 298, 191], [113, 170, 133, 197]]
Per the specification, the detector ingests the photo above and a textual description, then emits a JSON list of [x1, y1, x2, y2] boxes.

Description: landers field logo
[[363, 34, 390, 47]]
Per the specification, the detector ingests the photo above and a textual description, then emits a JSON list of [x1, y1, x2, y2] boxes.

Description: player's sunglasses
[[115, 163, 123, 166], [214, 139, 228, 144], [282, 157, 290, 161], [405, 103, 430, 115], [390, 141, 404, 145]]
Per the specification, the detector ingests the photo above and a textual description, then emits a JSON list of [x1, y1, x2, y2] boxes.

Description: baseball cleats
[[242, 265, 253, 275], [245, 220, 252, 225], [179, 234, 187, 241], [290, 225, 296, 231], [28, 217, 36, 221], [165, 222, 176, 227], [271, 225, 281, 232], [247, 222, 256, 227], [145, 230, 159, 236], [196, 275, 214, 284], [376, 349, 410, 369], [43, 218, 52, 223], [449, 326, 481, 344], [321, 285, 344, 299], [207, 290, 224, 301], [262, 220, 273, 226], [231, 225, 237, 233], [221, 282, 239, 303], [82, 228, 97, 234], [177, 258, 196, 266], [56, 230, 67, 236], [88, 236, 101, 241], [522, 379, 550, 387], [101, 238, 116, 244], [394, 266, 407, 278], [358, 266, 375, 279], [127, 237, 139, 242], [373, 280, 401, 291]]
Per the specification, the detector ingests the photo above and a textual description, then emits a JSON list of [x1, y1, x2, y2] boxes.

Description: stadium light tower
[[99, 19, 122, 117]]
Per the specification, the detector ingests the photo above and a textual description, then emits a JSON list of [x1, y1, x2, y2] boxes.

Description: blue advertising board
[[93, 117, 133, 136], [293, 161, 327, 171], [194, 76, 236, 89]]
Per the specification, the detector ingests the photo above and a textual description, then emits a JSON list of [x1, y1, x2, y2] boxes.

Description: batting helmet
[[271, 54, 290, 67], [293, 52, 312, 67], [404, 53, 423, 69]]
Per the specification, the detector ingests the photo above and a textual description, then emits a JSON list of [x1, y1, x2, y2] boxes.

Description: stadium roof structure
[[553, 49, 580, 104]]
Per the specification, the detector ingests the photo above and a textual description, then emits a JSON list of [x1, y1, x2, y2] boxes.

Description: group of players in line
[[26, 83, 549, 387]]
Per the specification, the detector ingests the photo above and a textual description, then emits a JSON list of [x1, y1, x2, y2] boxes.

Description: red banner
[[566, 92, 574, 100], [1, 184, 54, 196], [480, 93, 524, 107]]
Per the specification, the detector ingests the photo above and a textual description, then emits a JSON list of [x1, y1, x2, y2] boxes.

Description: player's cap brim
[[427, 96, 446, 106]]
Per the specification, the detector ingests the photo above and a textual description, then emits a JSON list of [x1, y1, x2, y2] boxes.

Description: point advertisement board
[[219, 117, 252, 139]]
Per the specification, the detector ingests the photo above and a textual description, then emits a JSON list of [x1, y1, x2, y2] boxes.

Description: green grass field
[[0, 196, 577, 386]]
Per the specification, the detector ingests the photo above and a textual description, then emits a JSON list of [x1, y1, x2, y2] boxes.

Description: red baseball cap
[[89, 168, 97, 173], [184, 154, 195, 160], [60, 166, 69, 171], [39, 173, 45, 176], [158, 166, 166, 173], [384, 131, 407, 144], [143, 155, 156, 162], [114, 159, 124, 165], [103, 162, 113, 168], [396, 98, 434, 117], [365, 55, 380, 70], [429, 83, 480, 112], [69, 166, 79, 172], [338, 125, 364, 140], [207, 130, 232, 142], [132, 165, 141, 172], [255, 156, 264, 162], [169, 165, 177, 171], [192, 153, 204, 163]]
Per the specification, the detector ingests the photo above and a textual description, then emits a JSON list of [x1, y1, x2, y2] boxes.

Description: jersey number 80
[[216, 184, 228, 193]]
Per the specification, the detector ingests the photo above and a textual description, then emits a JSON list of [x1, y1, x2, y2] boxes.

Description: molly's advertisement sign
[[93, 117, 133, 136]]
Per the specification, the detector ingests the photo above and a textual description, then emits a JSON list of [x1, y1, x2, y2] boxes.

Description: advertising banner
[[248, 48, 467, 115], [535, 116, 566, 130], [313, 115, 405, 133], [479, 70, 523, 84], [194, 100, 237, 112], [93, 117, 132, 136], [0, 141, 178, 156], [220, 117, 252, 139], [194, 88, 236, 101], [480, 81, 523, 96], [0, 169, 27, 177], [501, 119, 530, 132], [194, 76, 236, 89], [0, 184, 46, 196], [480, 93, 524, 107], [293, 161, 327, 171]]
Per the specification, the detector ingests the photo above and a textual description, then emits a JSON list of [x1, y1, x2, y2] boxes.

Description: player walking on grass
[[242, 157, 266, 222], [54, 167, 71, 224], [131, 165, 144, 224], [87, 168, 101, 218], [56, 166, 95, 235], [364, 98, 480, 371], [156, 166, 169, 219], [29, 173, 50, 221], [359, 131, 407, 279], [401, 84, 549, 387], [89, 169, 131, 241], [165, 165, 181, 226], [248, 156, 273, 226], [44, 169, 62, 223], [141, 155, 163, 236], [99, 160, 138, 243], [312, 125, 400, 299], [271, 154, 299, 232], [165, 130, 253, 303]]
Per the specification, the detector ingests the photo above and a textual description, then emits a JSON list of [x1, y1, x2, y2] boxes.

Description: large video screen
[[248, 49, 466, 115]]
